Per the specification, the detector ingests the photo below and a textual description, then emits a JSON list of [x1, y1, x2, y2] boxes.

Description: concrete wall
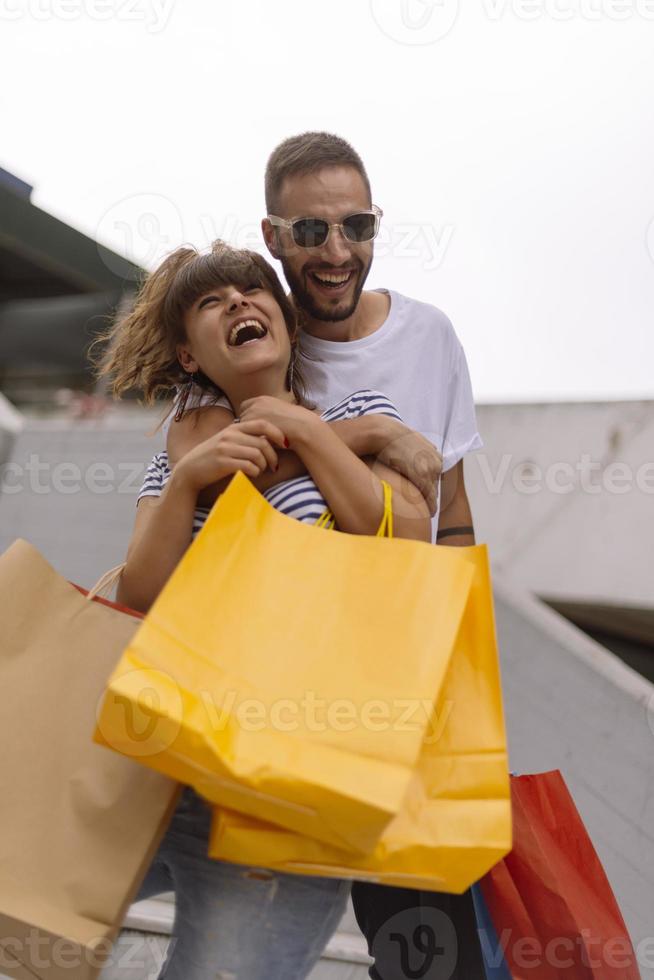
[[3, 399, 653, 603], [468, 400, 654, 606], [0, 409, 164, 587]]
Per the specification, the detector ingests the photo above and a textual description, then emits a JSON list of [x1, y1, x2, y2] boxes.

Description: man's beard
[[279, 255, 372, 323]]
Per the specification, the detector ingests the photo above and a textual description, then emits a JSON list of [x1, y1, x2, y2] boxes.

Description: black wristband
[[436, 525, 474, 540]]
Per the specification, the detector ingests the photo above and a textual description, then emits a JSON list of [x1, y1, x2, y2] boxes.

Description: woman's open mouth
[[308, 269, 356, 296], [227, 319, 269, 348]]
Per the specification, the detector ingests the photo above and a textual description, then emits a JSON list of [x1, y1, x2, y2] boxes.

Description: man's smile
[[307, 267, 356, 296]]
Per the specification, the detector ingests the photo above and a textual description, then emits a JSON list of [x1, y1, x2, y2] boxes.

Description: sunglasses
[[267, 205, 383, 249]]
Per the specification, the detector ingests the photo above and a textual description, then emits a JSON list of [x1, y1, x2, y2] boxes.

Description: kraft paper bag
[[0, 539, 179, 980], [96, 471, 476, 854], [209, 545, 511, 894]]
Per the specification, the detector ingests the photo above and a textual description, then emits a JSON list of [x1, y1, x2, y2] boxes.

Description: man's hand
[[375, 419, 443, 516]]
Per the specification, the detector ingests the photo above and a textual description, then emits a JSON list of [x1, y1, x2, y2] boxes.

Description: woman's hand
[[238, 396, 322, 448], [175, 418, 287, 493]]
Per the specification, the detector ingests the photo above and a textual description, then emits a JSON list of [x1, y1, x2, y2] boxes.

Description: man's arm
[[166, 405, 394, 506], [436, 459, 476, 547], [167, 406, 442, 514]]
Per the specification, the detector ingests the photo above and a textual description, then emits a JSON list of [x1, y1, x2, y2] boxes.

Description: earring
[[174, 371, 197, 422], [286, 346, 297, 393]]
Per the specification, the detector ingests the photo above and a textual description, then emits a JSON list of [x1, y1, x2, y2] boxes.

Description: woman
[[95, 240, 431, 980]]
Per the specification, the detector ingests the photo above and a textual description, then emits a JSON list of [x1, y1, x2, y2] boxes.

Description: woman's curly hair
[[91, 240, 311, 421]]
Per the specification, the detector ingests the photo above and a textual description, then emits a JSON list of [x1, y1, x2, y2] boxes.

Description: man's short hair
[[265, 132, 372, 213]]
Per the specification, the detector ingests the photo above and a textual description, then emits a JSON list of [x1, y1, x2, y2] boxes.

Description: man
[[259, 132, 480, 544], [168, 132, 485, 978]]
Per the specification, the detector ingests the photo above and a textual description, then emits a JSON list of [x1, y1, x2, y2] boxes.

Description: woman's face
[[178, 282, 291, 392]]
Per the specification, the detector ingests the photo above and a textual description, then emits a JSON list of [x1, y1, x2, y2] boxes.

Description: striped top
[[138, 390, 403, 538]]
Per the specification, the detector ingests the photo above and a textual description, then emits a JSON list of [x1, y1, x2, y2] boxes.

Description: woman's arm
[[290, 415, 432, 541], [236, 397, 432, 540], [167, 404, 442, 514], [117, 472, 198, 613], [118, 418, 287, 612]]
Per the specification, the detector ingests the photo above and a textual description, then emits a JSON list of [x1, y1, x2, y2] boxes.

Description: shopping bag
[[209, 544, 512, 894], [0, 539, 179, 980], [479, 771, 639, 980], [95, 471, 476, 854]]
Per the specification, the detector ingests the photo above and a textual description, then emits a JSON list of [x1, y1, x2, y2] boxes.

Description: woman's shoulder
[[138, 450, 171, 498], [321, 389, 403, 423], [146, 449, 170, 472]]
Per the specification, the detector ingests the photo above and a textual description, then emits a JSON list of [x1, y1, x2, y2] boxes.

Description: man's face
[[264, 166, 375, 323]]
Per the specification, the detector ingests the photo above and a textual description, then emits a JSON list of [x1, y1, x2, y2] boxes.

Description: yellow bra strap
[[317, 480, 393, 538]]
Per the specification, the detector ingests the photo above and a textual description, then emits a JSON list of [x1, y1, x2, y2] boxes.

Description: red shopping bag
[[480, 771, 639, 980]]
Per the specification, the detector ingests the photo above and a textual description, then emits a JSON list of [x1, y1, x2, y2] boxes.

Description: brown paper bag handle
[[86, 562, 127, 601]]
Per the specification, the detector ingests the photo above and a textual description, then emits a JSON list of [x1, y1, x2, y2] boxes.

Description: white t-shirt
[[165, 289, 483, 533]]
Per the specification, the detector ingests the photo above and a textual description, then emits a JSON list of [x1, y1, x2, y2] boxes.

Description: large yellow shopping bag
[[95, 472, 476, 854], [208, 545, 511, 893]]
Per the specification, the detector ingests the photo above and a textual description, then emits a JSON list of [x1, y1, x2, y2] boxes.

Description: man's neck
[[299, 289, 390, 343]]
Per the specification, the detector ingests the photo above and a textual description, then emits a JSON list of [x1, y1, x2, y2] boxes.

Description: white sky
[[2, 0, 654, 403]]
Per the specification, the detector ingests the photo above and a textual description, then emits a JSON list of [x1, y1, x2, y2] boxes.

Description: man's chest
[[300, 348, 447, 445]]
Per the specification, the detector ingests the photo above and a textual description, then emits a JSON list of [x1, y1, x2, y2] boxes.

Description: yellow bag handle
[[315, 510, 336, 531], [316, 480, 393, 538], [376, 480, 394, 539]]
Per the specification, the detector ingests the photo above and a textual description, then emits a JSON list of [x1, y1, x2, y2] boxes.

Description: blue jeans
[[127, 787, 351, 980]]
